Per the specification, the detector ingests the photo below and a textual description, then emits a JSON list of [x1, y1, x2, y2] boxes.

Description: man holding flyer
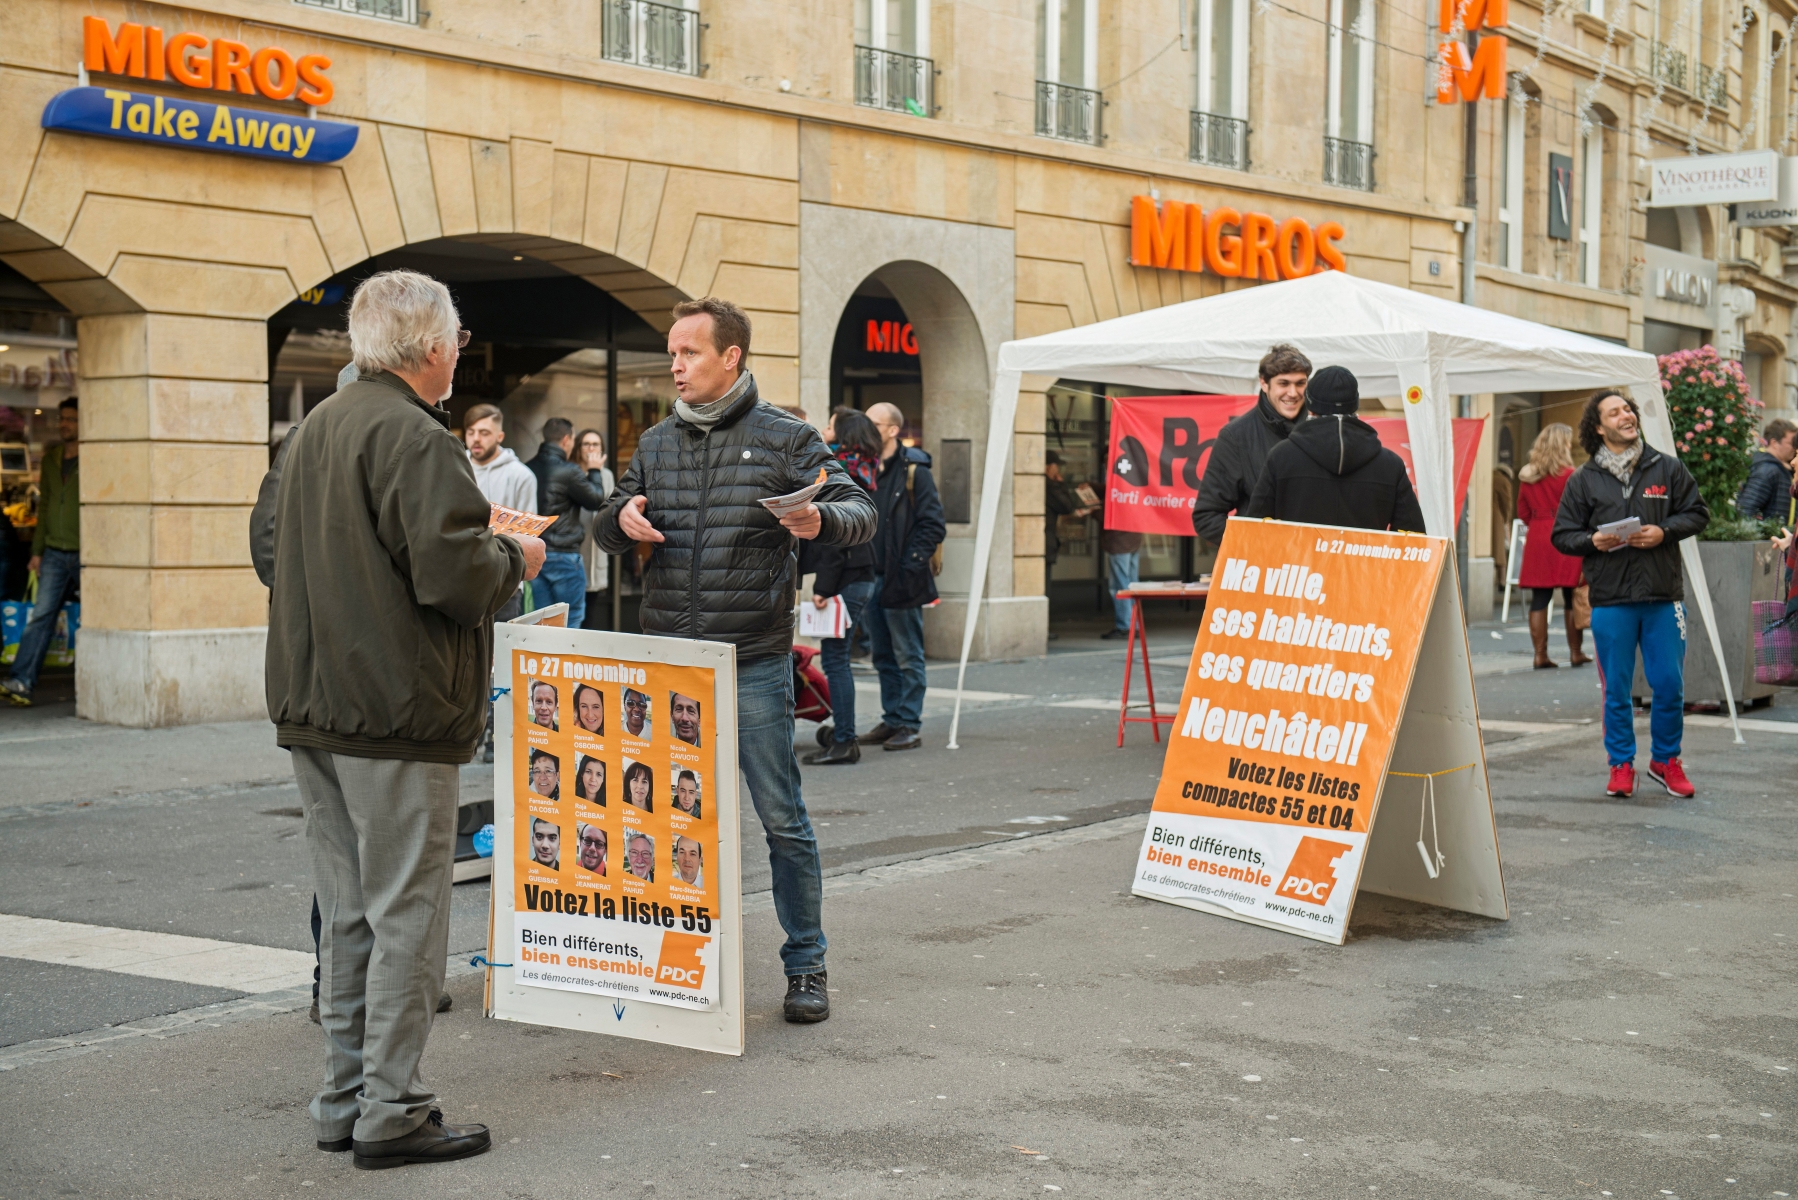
[[1552, 389, 1708, 800], [596, 297, 876, 1023]]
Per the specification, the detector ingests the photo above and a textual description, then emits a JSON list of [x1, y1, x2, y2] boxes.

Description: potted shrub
[[1639, 347, 1783, 706]]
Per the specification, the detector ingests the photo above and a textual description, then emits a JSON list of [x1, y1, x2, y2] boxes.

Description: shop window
[[1324, 0, 1375, 190], [1191, 0, 1249, 169], [855, 0, 933, 115], [1037, 0, 1102, 144], [294, 0, 418, 25], [1579, 129, 1602, 288], [1498, 88, 1524, 271]]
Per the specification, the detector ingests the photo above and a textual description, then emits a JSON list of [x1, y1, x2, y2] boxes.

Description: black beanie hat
[[1307, 366, 1359, 416]]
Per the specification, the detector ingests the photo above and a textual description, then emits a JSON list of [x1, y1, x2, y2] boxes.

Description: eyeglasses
[[455, 329, 473, 348]]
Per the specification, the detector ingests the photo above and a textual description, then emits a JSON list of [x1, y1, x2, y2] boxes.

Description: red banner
[[1103, 396, 1484, 535]]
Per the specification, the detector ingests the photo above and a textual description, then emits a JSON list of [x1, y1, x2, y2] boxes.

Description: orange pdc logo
[[1276, 837, 1354, 906], [655, 932, 710, 990]]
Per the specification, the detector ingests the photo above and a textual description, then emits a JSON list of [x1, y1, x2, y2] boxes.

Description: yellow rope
[[1388, 763, 1477, 779]]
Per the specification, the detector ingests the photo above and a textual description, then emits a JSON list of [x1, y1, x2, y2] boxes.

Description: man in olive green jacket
[[3, 396, 79, 706], [255, 271, 543, 1170]]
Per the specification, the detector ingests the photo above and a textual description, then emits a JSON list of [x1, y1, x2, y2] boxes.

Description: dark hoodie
[[1242, 414, 1426, 533], [1190, 391, 1306, 546]]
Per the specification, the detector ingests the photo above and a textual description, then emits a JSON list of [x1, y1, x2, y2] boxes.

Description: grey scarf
[[675, 372, 754, 432], [1594, 440, 1642, 486]]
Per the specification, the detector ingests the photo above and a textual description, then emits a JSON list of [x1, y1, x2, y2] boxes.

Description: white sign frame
[[1649, 149, 1778, 208], [486, 613, 745, 1056], [1737, 155, 1798, 227]]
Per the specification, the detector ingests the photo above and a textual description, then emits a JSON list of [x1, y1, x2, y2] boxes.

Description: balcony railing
[[1190, 111, 1249, 171], [1036, 80, 1102, 145], [1651, 40, 1688, 91], [294, 0, 417, 23], [1695, 62, 1726, 105], [602, 0, 700, 75], [854, 46, 934, 117], [1323, 136, 1375, 191]]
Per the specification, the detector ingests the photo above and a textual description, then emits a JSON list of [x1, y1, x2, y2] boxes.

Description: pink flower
[[1726, 414, 1736, 424]]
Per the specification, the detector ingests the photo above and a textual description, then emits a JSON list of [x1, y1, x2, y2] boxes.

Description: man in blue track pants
[[1552, 389, 1709, 799]]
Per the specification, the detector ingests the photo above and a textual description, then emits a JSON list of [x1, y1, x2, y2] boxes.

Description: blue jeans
[[1107, 551, 1141, 632], [8, 546, 78, 693], [1592, 601, 1686, 766], [736, 653, 826, 975], [818, 580, 876, 744], [534, 551, 587, 630], [865, 578, 927, 732]]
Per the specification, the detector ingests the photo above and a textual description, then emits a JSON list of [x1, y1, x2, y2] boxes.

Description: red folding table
[[1114, 584, 1208, 747]]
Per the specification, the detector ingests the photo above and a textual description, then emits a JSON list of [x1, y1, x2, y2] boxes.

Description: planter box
[[1632, 539, 1783, 708]]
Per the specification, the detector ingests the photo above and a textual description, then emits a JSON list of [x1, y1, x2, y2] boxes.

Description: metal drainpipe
[[1457, 61, 1479, 609]]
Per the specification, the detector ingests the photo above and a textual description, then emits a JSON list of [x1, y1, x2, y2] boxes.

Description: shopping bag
[[1753, 600, 1798, 685], [44, 601, 79, 667], [1571, 584, 1592, 631], [798, 594, 849, 639], [0, 573, 78, 666]]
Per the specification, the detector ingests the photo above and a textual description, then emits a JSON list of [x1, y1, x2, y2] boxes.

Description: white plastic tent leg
[[1628, 381, 1743, 745], [1397, 356, 1455, 538], [946, 368, 1023, 751]]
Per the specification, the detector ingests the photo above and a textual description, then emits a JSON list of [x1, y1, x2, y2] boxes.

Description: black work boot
[[803, 741, 861, 765], [859, 722, 898, 744], [352, 1109, 491, 1170], [783, 971, 830, 1023]]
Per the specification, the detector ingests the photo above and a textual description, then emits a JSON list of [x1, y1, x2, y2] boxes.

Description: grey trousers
[[292, 747, 458, 1143]]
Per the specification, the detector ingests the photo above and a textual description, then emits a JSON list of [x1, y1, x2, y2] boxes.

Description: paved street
[[1, 617, 1793, 1197]]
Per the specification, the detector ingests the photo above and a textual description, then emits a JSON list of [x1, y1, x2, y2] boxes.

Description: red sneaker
[[1648, 758, 1695, 798], [1605, 763, 1635, 798]]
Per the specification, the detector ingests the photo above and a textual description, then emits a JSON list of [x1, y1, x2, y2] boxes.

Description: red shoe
[[1648, 758, 1695, 798], [1605, 763, 1635, 798]]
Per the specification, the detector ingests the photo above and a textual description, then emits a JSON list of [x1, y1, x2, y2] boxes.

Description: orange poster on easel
[[1132, 517, 1508, 944]]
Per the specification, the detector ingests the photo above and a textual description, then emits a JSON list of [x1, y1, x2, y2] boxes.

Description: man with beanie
[[1191, 343, 1312, 547], [1243, 366, 1426, 533]]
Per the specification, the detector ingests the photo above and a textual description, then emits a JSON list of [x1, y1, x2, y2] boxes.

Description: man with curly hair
[[1551, 390, 1709, 800]]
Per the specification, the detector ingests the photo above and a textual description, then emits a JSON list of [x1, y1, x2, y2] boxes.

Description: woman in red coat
[[1515, 423, 1591, 668]]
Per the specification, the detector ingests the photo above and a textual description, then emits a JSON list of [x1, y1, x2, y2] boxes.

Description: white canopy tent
[[946, 270, 1743, 746]]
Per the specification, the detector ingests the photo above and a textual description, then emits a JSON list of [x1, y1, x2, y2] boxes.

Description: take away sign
[[1104, 396, 1483, 536], [1131, 517, 1507, 944]]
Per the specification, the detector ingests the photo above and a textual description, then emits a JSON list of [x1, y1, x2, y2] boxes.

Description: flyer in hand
[[490, 504, 556, 538], [759, 467, 829, 519]]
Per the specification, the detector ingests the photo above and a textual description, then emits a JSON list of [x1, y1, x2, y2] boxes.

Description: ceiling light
[[0, 345, 9, 352], [513, 255, 524, 261]]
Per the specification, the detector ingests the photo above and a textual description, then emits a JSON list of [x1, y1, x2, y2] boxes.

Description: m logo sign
[[1276, 837, 1355, 906]]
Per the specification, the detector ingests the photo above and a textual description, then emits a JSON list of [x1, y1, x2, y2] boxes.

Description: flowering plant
[[1658, 345, 1762, 525]]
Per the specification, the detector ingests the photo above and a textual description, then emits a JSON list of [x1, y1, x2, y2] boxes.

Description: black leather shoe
[[352, 1110, 491, 1170], [860, 722, 898, 744], [437, 992, 452, 1013], [803, 741, 861, 765], [1100, 628, 1129, 640], [318, 1136, 352, 1153], [784, 972, 830, 1023], [882, 730, 921, 751]]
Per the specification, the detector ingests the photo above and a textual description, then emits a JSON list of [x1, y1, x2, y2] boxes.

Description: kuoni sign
[[1130, 197, 1346, 277]]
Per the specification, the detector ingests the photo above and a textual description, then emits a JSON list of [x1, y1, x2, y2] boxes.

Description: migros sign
[[1129, 195, 1347, 279], [82, 16, 335, 105]]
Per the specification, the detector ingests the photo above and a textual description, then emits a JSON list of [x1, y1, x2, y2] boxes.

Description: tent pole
[[947, 369, 1023, 751]]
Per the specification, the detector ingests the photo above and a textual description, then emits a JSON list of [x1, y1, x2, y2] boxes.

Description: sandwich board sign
[[487, 605, 744, 1055], [1132, 517, 1507, 943]]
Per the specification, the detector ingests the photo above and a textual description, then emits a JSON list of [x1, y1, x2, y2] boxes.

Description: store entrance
[[267, 237, 670, 631], [828, 277, 923, 441]]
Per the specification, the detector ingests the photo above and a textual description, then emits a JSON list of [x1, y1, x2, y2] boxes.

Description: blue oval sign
[[41, 86, 358, 164]]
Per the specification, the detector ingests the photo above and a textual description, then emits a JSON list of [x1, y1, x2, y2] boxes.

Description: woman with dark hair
[[622, 759, 654, 812], [575, 427, 616, 630], [572, 682, 605, 734], [575, 754, 606, 805], [798, 407, 883, 766]]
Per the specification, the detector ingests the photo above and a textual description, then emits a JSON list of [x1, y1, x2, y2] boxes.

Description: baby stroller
[[791, 644, 838, 747]]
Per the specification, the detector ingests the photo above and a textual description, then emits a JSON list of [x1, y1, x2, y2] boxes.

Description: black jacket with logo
[[1242, 414, 1426, 534], [593, 377, 877, 661], [1550, 445, 1709, 606], [1190, 392, 1307, 546], [527, 442, 611, 552]]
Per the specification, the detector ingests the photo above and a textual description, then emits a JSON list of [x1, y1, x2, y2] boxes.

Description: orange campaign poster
[[509, 650, 721, 1010], [1133, 517, 1508, 943]]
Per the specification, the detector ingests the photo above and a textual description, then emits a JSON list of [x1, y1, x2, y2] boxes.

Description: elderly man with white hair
[[252, 269, 544, 1170]]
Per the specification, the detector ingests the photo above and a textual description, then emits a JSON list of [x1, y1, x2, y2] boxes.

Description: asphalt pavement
[[0, 615, 1793, 1198]]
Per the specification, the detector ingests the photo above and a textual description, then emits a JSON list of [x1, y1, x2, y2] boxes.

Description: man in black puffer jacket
[[595, 297, 876, 1025], [1735, 418, 1796, 521], [1243, 366, 1426, 533], [1191, 343, 1312, 546], [525, 417, 611, 629]]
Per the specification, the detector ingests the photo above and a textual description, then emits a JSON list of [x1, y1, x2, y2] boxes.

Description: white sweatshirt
[[470, 446, 538, 513]]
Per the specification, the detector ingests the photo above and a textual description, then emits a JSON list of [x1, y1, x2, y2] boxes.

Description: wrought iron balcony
[[1323, 136, 1375, 191], [1695, 62, 1726, 105], [294, 0, 418, 22], [1036, 80, 1102, 145], [854, 46, 934, 117], [602, 0, 701, 75], [1651, 40, 1688, 91], [1190, 111, 1249, 171]]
